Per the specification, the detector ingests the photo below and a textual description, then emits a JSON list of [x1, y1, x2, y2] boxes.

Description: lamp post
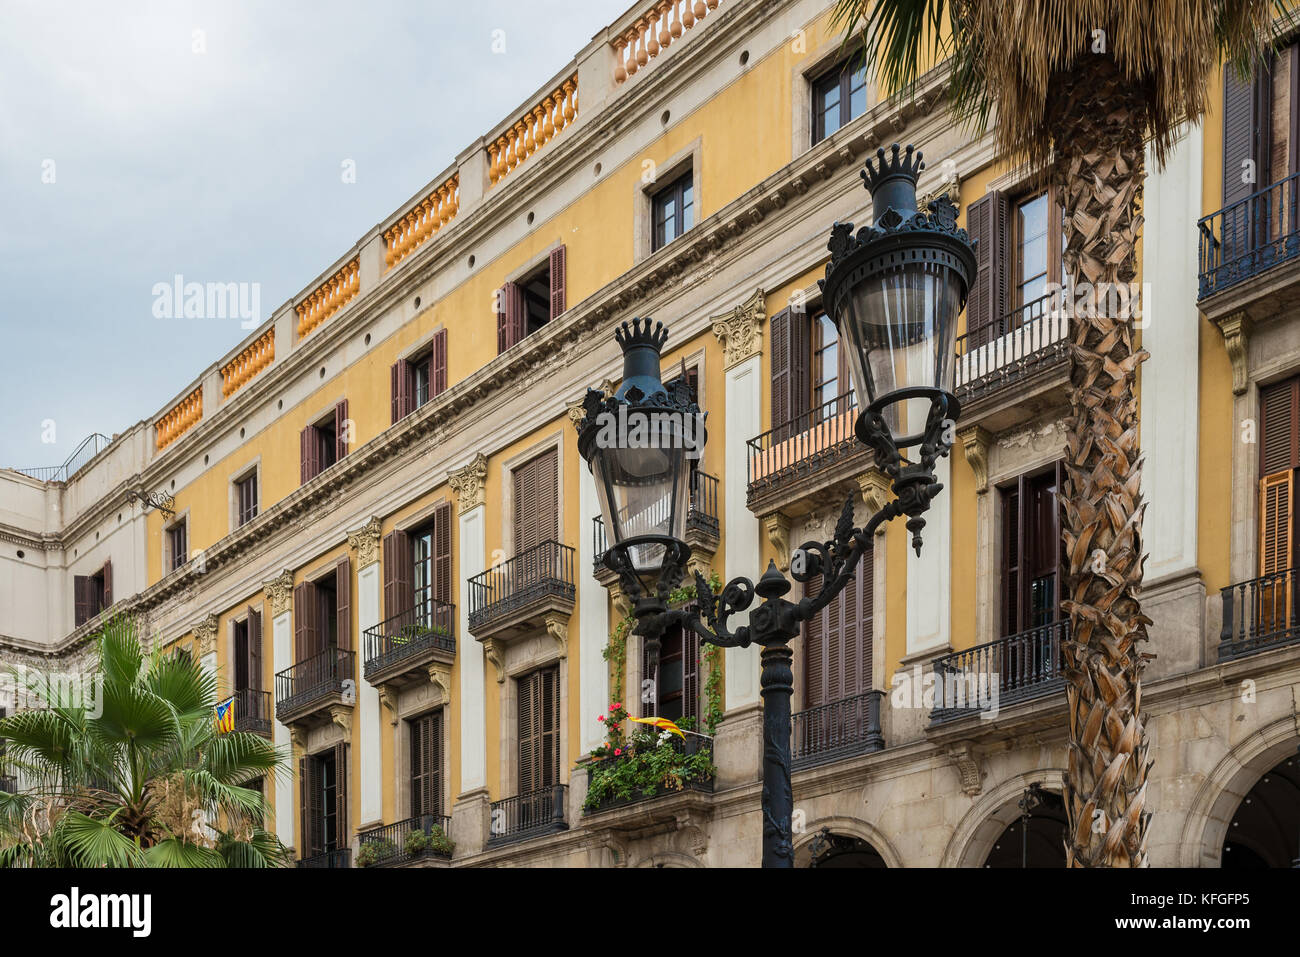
[[576, 144, 976, 867]]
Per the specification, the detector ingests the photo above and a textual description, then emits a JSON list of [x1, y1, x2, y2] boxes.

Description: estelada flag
[[214, 700, 235, 734], [626, 715, 684, 739]]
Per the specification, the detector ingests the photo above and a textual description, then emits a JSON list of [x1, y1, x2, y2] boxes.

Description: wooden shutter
[[382, 529, 413, 618], [74, 575, 91, 628], [334, 400, 349, 460], [101, 560, 112, 608], [300, 425, 317, 485], [335, 555, 351, 651], [966, 191, 1010, 345], [294, 581, 320, 661], [518, 671, 537, 795], [549, 245, 567, 319], [299, 757, 311, 858], [431, 329, 448, 398], [682, 625, 701, 721], [802, 553, 874, 707], [540, 666, 559, 789], [248, 603, 263, 692], [1002, 484, 1022, 636], [391, 360, 412, 424], [803, 574, 828, 706], [411, 711, 442, 817], [498, 281, 526, 353], [496, 288, 509, 354], [434, 502, 452, 604], [334, 742, 349, 846], [514, 449, 557, 554], [1259, 377, 1300, 588], [770, 308, 792, 438]]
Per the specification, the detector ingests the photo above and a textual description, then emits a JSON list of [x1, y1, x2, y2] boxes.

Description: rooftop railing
[[9, 432, 112, 483]]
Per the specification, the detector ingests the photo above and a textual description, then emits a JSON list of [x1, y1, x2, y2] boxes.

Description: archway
[[1221, 749, 1300, 869], [793, 816, 902, 867], [981, 786, 1068, 868], [806, 830, 889, 867]]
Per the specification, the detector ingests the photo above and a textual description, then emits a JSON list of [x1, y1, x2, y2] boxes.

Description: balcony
[[296, 848, 351, 868], [791, 690, 885, 771], [746, 391, 868, 518], [467, 540, 575, 643], [357, 814, 453, 867], [583, 736, 715, 821], [0, 775, 15, 793], [1219, 568, 1300, 661], [486, 785, 568, 847], [1199, 171, 1300, 303], [275, 647, 355, 728], [362, 600, 455, 688], [953, 293, 1070, 431], [593, 470, 721, 581], [929, 621, 1068, 725], [217, 688, 272, 736]]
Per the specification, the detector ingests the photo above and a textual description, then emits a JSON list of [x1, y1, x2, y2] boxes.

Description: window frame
[[811, 57, 868, 145], [166, 519, 188, 573], [1010, 186, 1065, 313], [651, 170, 694, 252], [234, 470, 259, 528]]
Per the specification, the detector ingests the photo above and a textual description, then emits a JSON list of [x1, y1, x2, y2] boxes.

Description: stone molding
[[346, 515, 383, 568], [958, 426, 992, 494], [710, 287, 766, 370], [1215, 311, 1251, 396], [264, 570, 295, 618], [448, 453, 488, 514], [193, 613, 219, 658]]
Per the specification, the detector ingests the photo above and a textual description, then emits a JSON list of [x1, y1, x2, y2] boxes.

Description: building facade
[[1, 0, 1297, 868]]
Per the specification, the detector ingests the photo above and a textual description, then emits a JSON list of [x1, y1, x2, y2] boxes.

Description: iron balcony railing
[[1219, 568, 1300, 661], [746, 390, 859, 496], [790, 690, 885, 770], [584, 735, 714, 814], [467, 540, 575, 633], [486, 784, 568, 846], [357, 813, 452, 866], [1198, 169, 1300, 298], [930, 620, 1068, 723], [592, 470, 720, 569], [8, 432, 112, 483], [275, 647, 355, 719], [954, 293, 1068, 399], [218, 687, 272, 736], [362, 599, 455, 680], [296, 848, 351, 868]]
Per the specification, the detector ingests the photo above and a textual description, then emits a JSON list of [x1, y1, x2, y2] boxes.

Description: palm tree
[[0, 616, 290, 867], [831, 0, 1278, 866]]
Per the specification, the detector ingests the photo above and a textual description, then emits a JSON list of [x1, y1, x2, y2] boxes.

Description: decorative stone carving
[[1216, 311, 1251, 396], [857, 469, 891, 533], [566, 399, 587, 427], [449, 453, 488, 514], [545, 614, 569, 658], [686, 553, 714, 581], [710, 287, 766, 370], [378, 687, 399, 726], [762, 512, 791, 571], [346, 515, 383, 568], [958, 426, 992, 494], [193, 613, 219, 657], [264, 570, 294, 618], [428, 662, 452, 704], [483, 636, 505, 683], [329, 704, 353, 736], [947, 743, 984, 796], [290, 726, 308, 754], [609, 583, 633, 620]]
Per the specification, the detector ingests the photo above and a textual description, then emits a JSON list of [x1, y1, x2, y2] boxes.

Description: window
[[235, 472, 258, 527], [812, 58, 867, 144], [1012, 190, 1064, 309], [299, 400, 348, 484], [410, 711, 443, 818], [966, 188, 1064, 344], [233, 605, 262, 695], [517, 665, 560, 796], [300, 744, 347, 859], [381, 503, 453, 627], [770, 305, 855, 439], [1000, 465, 1063, 636], [497, 246, 567, 353], [802, 543, 872, 706], [513, 448, 559, 557], [293, 556, 351, 663], [1259, 377, 1300, 590], [643, 622, 699, 722], [391, 330, 448, 423], [652, 171, 694, 251], [73, 560, 111, 628], [167, 520, 188, 572], [812, 311, 848, 411]]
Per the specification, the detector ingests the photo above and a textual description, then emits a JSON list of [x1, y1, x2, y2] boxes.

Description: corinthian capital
[[448, 453, 488, 514]]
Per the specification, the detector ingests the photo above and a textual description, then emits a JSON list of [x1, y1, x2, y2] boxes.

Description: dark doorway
[[1222, 749, 1300, 868], [807, 830, 888, 868], [984, 788, 1067, 868]]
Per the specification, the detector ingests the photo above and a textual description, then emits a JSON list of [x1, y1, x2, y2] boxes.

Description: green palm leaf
[[57, 810, 145, 868], [143, 836, 224, 868]]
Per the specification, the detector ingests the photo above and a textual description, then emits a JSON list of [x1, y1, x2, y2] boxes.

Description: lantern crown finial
[[860, 143, 924, 221], [615, 316, 669, 354]]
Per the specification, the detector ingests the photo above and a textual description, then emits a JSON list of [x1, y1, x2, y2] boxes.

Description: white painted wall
[[724, 355, 761, 708], [578, 468, 609, 752], [271, 610, 294, 848], [458, 505, 487, 791], [356, 560, 382, 825], [909, 454, 951, 655]]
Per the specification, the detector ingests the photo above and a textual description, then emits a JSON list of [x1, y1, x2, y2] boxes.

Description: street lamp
[[576, 143, 976, 867]]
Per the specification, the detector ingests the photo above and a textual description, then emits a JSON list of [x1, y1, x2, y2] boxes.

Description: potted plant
[[583, 710, 715, 813], [356, 838, 396, 867]]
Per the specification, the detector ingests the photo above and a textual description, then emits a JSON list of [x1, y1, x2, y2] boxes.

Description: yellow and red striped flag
[[626, 715, 685, 739], [214, 699, 235, 734]]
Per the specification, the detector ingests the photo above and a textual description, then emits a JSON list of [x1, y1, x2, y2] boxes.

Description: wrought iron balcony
[[296, 848, 351, 868], [217, 688, 272, 736], [929, 620, 1068, 724], [357, 814, 453, 866], [790, 690, 885, 770], [467, 540, 575, 640], [1198, 170, 1300, 299], [1219, 568, 1300, 661], [593, 470, 720, 571], [362, 599, 455, 686], [584, 735, 714, 816], [275, 647, 355, 725], [486, 784, 568, 847], [746, 391, 861, 505], [954, 293, 1069, 404]]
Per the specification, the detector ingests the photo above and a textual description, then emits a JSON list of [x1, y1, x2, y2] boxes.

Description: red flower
[[597, 714, 605, 722], [614, 748, 622, 756]]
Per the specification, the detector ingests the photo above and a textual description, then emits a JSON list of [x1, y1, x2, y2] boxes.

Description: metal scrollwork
[[125, 488, 176, 517]]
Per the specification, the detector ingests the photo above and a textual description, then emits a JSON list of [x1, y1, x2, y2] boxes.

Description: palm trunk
[[1049, 55, 1153, 868]]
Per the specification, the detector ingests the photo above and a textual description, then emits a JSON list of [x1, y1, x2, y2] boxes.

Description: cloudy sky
[[0, 0, 630, 469]]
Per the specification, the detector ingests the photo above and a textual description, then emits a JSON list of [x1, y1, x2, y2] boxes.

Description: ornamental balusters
[[220, 329, 275, 400], [383, 173, 461, 270], [155, 387, 203, 450], [295, 257, 360, 340], [613, 0, 722, 84], [487, 75, 578, 186]]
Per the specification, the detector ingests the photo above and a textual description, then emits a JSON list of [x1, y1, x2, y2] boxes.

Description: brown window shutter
[[431, 329, 448, 398], [294, 581, 320, 661], [335, 555, 351, 651], [74, 575, 91, 628], [1259, 472, 1293, 577], [334, 741, 349, 846], [300, 425, 316, 485], [101, 560, 112, 607], [299, 757, 311, 858], [802, 574, 827, 706], [508, 282, 527, 348], [1223, 61, 1267, 208], [391, 360, 412, 424], [496, 288, 509, 354], [966, 191, 1010, 345], [540, 666, 559, 788], [518, 671, 536, 795], [382, 529, 412, 618], [430, 709, 443, 816], [549, 244, 567, 319], [859, 542, 874, 691], [248, 604, 263, 692], [683, 625, 700, 722], [410, 714, 426, 816], [434, 502, 452, 604], [1002, 484, 1022, 635], [1261, 378, 1299, 475], [769, 308, 792, 438], [539, 448, 558, 543], [334, 400, 349, 460]]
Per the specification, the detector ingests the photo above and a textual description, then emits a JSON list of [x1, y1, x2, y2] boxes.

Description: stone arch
[[941, 768, 1066, 867], [635, 850, 704, 868], [1178, 714, 1300, 867], [791, 814, 904, 868]]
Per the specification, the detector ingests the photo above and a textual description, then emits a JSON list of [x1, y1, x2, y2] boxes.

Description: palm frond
[[143, 836, 224, 868], [56, 809, 145, 868], [217, 827, 292, 868]]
